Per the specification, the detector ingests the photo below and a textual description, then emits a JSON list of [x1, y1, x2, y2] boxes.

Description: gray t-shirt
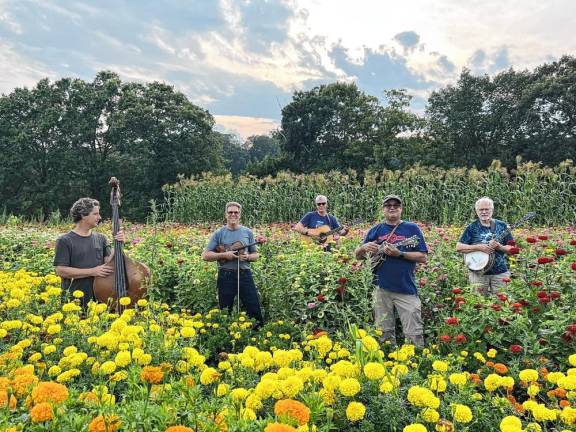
[[206, 226, 256, 270], [53, 231, 111, 295]]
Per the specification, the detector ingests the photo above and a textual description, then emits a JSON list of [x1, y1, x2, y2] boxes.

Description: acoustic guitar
[[301, 219, 361, 244], [464, 212, 536, 274]]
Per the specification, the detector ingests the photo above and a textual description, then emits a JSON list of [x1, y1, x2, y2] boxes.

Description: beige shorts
[[373, 288, 423, 340], [468, 271, 511, 296]]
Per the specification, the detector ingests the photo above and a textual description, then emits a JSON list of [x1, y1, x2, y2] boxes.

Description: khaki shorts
[[468, 271, 511, 296], [373, 288, 423, 345]]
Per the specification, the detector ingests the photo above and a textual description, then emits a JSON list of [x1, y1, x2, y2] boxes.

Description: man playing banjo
[[456, 197, 514, 296]]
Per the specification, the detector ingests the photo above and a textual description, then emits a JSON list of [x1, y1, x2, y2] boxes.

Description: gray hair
[[70, 198, 100, 222], [315, 194, 327, 203], [475, 197, 494, 210], [225, 201, 242, 213]]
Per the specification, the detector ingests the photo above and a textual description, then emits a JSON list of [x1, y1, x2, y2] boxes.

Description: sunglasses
[[316, 202, 327, 206]]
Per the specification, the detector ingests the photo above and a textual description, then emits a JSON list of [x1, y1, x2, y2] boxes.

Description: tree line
[[1, 56, 574, 220]]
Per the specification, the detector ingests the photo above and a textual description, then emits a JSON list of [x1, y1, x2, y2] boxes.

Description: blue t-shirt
[[363, 221, 428, 295], [206, 226, 257, 270], [299, 211, 340, 230], [459, 219, 513, 275]]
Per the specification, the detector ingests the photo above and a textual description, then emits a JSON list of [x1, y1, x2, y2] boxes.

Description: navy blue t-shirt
[[459, 219, 513, 275], [363, 221, 428, 295], [299, 212, 340, 230]]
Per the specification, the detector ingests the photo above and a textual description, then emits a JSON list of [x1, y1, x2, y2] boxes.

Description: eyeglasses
[[227, 211, 240, 214], [316, 202, 327, 206], [384, 204, 401, 209]]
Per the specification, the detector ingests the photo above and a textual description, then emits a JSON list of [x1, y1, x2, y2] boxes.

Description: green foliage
[[163, 160, 576, 225]]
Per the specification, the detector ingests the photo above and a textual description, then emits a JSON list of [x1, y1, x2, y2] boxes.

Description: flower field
[[1, 223, 576, 431]]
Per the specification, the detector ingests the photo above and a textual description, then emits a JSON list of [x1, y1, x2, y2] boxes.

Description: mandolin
[[369, 235, 420, 272]]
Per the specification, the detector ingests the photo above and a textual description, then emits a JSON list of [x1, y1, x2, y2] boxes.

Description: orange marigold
[[11, 374, 39, 397], [88, 414, 122, 432], [559, 399, 570, 408], [30, 402, 53, 423], [264, 423, 297, 432], [140, 366, 164, 384], [0, 389, 17, 410], [274, 399, 311, 426], [0, 377, 11, 391], [493, 363, 508, 375], [165, 427, 194, 432], [31, 381, 69, 405]]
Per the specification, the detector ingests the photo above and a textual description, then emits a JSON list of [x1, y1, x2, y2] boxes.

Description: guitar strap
[[384, 220, 402, 243]]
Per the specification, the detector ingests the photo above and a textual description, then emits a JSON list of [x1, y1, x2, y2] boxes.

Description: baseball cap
[[383, 194, 402, 205]]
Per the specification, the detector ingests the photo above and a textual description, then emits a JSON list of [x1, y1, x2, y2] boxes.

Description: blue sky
[[1, 0, 575, 138]]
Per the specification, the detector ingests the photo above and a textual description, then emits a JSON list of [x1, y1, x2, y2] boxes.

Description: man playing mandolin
[[294, 195, 348, 248], [456, 197, 514, 296], [54, 198, 125, 309], [355, 195, 428, 347], [202, 201, 264, 328]]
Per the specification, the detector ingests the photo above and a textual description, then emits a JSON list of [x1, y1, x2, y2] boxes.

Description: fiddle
[[215, 236, 266, 264]]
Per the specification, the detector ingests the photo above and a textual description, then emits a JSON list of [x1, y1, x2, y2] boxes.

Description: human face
[[83, 206, 101, 228], [383, 200, 402, 221], [475, 201, 493, 224], [316, 200, 328, 214], [226, 206, 241, 225]]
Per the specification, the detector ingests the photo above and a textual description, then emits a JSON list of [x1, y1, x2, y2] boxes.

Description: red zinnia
[[531, 281, 543, 287], [439, 335, 452, 343], [455, 333, 467, 343], [316, 294, 326, 302], [555, 248, 567, 256], [510, 344, 523, 353], [550, 291, 561, 300], [537, 257, 554, 264], [491, 304, 502, 311], [509, 247, 520, 255], [506, 240, 517, 246], [446, 317, 459, 325], [570, 239, 576, 246], [496, 293, 508, 302], [526, 237, 537, 244], [502, 277, 512, 283], [337, 277, 348, 284], [538, 235, 549, 240], [452, 288, 463, 294], [571, 262, 576, 271], [566, 324, 576, 334]]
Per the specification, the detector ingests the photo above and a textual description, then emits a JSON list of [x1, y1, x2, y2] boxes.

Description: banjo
[[464, 212, 536, 274]]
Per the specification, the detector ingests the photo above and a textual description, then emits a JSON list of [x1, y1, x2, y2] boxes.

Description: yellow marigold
[[264, 423, 297, 432], [407, 386, 440, 409], [569, 354, 576, 367], [361, 336, 379, 352], [346, 401, 366, 422], [364, 362, 385, 380], [30, 402, 53, 423], [230, 387, 249, 402], [452, 404, 473, 423], [421, 408, 439, 423], [31, 381, 69, 405], [339, 378, 361, 397], [519, 369, 539, 383], [200, 367, 220, 385], [432, 360, 449, 373], [449, 373, 467, 387], [560, 406, 576, 425], [165, 427, 194, 432], [99, 361, 117, 375], [140, 366, 164, 384], [88, 414, 122, 432], [558, 375, 576, 391], [274, 399, 311, 426], [403, 424, 427, 432]]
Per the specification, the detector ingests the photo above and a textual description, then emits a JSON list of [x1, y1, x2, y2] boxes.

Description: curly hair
[[70, 198, 100, 222]]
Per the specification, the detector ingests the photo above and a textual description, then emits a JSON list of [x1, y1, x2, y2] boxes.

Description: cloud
[[214, 114, 279, 140], [0, 41, 55, 94], [394, 31, 421, 52]]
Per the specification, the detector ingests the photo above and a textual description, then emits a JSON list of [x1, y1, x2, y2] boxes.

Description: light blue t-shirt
[[206, 226, 257, 270], [459, 219, 513, 275]]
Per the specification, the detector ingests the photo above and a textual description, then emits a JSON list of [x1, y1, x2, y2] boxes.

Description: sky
[[1, 0, 575, 139]]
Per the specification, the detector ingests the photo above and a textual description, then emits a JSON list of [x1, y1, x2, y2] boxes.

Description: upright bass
[[93, 177, 150, 309]]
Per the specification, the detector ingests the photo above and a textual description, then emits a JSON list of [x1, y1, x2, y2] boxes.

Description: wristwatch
[[399, 251, 405, 259]]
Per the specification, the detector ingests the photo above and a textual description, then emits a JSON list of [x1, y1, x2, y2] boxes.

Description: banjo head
[[465, 251, 491, 271]]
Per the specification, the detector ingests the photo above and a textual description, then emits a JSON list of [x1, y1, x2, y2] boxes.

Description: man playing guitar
[[456, 197, 514, 296], [294, 195, 348, 249]]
